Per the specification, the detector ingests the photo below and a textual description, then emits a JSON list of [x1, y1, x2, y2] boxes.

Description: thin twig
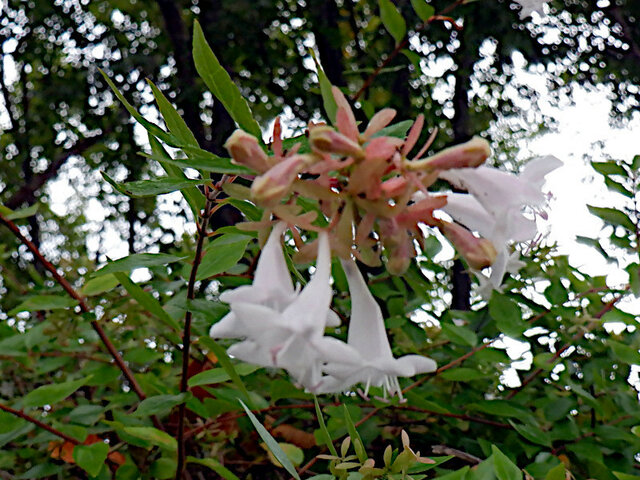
[[351, 0, 465, 101], [0, 402, 79, 445], [506, 291, 627, 400], [176, 179, 227, 480], [0, 213, 147, 402]]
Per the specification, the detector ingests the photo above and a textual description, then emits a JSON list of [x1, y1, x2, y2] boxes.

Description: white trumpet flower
[[315, 259, 437, 398]]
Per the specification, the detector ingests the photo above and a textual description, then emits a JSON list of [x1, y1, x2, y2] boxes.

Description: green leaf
[[23, 376, 89, 407], [467, 400, 529, 419], [148, 80, 198, 147], [73, 442, 109, 477], [626, 263, 640, 297], [0, 203, 39, 220], [192, 21, 261, 139], [613, 472, 640, 480], [435, 466, 469, 479], [16, 463, 62, 479], [113, 272, 181, 334], [632, 155, 640, 171], [96, 253, 186, 275], [491, 445, 522, 480], [101, 172, 205, 198], [604, 176, 634, 197], [263, 442, 304, 468], [100, 70, 179, 146], [544, 279, 568, 305], [587, 205, 636, 231], [441, 323, 477, 347], [239, 400, 301, 480], [142, 149, 252, 175], [410, 0, 435, 22], [544, 463, 566, 480], [133, 393, 189, 417], [489, 293, 525, 337], [81, 274, 120, 296], [188, 364, 260, 387], [8, 295, 78, 315], [122, 426, 177, 451], [314, 396, 338, 456], [309, 49, 338, 124], [379, 0, 407, 44], [187, 457, 241, 480], [441, 368, 488, 382], [591, 161, 627, 177], [148, 134, 203, 219], [608, 339, 640, 364], [508, 421, 551, 447], [342, 404, 367, 463], [370, 120, 413, 139], [196, 234, 251, 280]]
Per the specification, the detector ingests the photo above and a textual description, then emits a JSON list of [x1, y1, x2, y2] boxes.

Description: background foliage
[[0, 0, 639, 479]]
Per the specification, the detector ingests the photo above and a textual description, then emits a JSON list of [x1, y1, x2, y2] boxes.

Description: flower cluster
[[210, 222, 436, 397], [212, 88, 560, 395], [225, 87, 560, 285]]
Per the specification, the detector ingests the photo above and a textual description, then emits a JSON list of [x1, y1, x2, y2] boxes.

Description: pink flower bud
[[224, 129, 270, 173], [251, 154, 316, 207], [439, 221, 497, 269], [309, 125, 364, 159], [405, 136, 491, 172]]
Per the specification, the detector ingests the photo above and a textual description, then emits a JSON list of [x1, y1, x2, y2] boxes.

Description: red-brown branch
[[0, 213, 147, 402], [0, 402, 79, 445]]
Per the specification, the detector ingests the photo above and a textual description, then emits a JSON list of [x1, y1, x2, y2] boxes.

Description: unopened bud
[[309, 125, 364, 159], [404, 136, 490, 172], [224, 129, 270, 173], [439, 221, 497, 269], [251, 154, 316, 207]]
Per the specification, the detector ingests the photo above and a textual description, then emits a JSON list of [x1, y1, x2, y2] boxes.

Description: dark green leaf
[[587, 205, 636, 231], [148, 80, 198, 147], [239, 400, 301, 480], [379, 0, 407, 44], [73, 442, 109, 477], [508, 421, 551, 447], [410, 0, 435, 22], [591, 161, 627, 177], [441, 323, 477, 347], [96, 253, 186, 276], [8, 295, 78, 315], [81, 274, 120, 296], [133, 393, 189, 417], [192, 21, 261, 138], [342, 404, 367, 463], [122, 426, 177, 451], [314, 396, 338, 456], [23, 377, 89, 407], [142, 149, 252, 175], [113, 272, 181, 334], [491, 445, 522, 480], [196, 234, 251, 280], [188, 364, 260, 387], [310, 50, 338, 124], [544, 463, 566, 480], [608, 339, 640, 364], [441, 368, 488, 382], [187, 457, 241, 480], [100, 70, 179, 146], [16, 463, 62, 479], [149, 135, 203, 219], [626, 263, 640, 296], [489, 293, 525, 337], [101, 172, 205, 198]]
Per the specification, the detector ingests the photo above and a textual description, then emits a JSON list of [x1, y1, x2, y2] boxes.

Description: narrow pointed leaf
[[309, 49, 337, 123], [23, 377, 90, 407], [96, 253, 186, 275], [101, 172, 205, 198], [187, 457, 241, 480], [379, 0, 407, 44], [148, 80, 198, 147], [239, 400, 301, 480], [100, 70, 179, 146], [342, 405, 367, 463], [192, 21, 261, 138], [314, 396, 338, 456]]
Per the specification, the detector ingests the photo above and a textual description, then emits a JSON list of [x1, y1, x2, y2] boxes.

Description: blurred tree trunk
[[450, 26, 475, 311]]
